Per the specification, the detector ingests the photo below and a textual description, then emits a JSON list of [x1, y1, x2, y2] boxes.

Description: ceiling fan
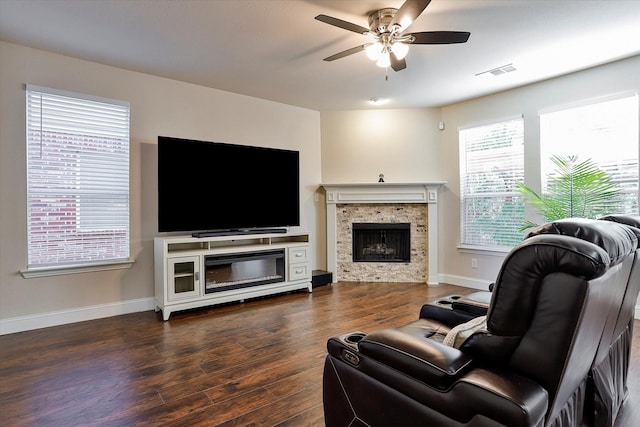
[[315, 0, 470, 72]]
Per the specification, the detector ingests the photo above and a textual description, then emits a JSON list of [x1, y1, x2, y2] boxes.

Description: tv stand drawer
[[288, 246, 309, 263], [289, 263, 310, 282]]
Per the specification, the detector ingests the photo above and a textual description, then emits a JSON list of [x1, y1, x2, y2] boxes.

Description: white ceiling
[[1, 0, 639, 111]]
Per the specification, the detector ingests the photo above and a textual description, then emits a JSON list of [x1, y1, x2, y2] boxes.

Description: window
[[25, 85, 130, 270], [459, 117, 525, 249], [540, 93, 639, 215]]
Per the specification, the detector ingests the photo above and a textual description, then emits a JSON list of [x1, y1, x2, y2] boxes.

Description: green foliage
[[516, 154, 622, 230], [464, 196, 525, 247]]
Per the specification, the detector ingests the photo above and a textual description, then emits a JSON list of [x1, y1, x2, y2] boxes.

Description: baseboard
[[0, 297, 156, 335], [438, 274, 493, 291]]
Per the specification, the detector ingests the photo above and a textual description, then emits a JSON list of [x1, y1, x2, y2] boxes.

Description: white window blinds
[[540, 94, 639, 215], [459, 117, 525, 248], [26, 85, 130, 267]]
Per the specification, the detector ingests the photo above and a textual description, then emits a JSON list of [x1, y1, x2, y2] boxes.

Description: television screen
[[158, 136, 300, 234]]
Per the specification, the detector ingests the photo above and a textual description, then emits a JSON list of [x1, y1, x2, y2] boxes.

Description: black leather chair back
[[461, 219, 637, 424]]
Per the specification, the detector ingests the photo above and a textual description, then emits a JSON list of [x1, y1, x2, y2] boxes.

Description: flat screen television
[[158, 136, 300, 235]]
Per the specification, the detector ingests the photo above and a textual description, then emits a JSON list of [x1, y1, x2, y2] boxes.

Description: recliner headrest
[[599, 214, 640, 239], [526, 218, 638, 266]]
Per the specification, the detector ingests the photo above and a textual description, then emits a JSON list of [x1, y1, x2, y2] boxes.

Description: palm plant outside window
[[529, 94, 640, 227]]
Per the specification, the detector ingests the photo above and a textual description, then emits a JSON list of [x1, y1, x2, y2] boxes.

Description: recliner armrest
[[358, 327, 473, 390], [451, 291, 491, 316], [419, 303, 480, 326]]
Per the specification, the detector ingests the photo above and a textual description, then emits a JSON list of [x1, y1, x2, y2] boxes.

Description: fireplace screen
[[352, 223, 410, 263], [204, 249, 285, 293]]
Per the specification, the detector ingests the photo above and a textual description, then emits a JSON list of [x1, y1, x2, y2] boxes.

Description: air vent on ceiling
[[475, 63, 517, 79]]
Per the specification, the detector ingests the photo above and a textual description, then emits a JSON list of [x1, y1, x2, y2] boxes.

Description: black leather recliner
[[417, 214, 640, 427], [323, 218, 639, 426], [591, 215, 640, 426], [516, 215, 640, 427]]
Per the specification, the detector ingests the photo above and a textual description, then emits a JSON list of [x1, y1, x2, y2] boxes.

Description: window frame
[[21, 84, 133, 278], [458, 115, 526, 252], [538, 92, 639, 218]]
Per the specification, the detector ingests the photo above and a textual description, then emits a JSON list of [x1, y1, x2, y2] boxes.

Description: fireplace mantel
[[321, 182, 446, 285]]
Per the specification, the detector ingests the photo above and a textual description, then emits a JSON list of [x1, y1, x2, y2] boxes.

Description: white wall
[[320, 108, 443, 184], [439, 55, 640, 289], [2, 40, 638, 334], [0, 41, 322, 333], [320, 55, 640, 290]]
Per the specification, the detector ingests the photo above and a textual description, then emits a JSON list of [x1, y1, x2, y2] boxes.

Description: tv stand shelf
[[154, 231, 312, 320]]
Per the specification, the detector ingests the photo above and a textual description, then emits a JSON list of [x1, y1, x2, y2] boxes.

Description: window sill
[[20, 259, 135, 279], [457, 245, 511, 256]]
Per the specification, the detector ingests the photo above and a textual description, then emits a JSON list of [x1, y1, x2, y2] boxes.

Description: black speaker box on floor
[[312, 270, 333, 287]]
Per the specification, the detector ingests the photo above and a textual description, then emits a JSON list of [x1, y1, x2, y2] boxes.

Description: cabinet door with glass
[[167, 255, 202, 301]]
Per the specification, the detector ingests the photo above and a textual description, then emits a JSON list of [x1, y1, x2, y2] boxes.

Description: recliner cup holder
[[438, 294, 464, 303], [432, 294, 465, 310], [345, 333, 366, 344], [337, 331, 367, 350]]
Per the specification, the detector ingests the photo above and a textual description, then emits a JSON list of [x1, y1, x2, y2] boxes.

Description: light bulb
[[376, 51, 391, 68], [365, 42, 383, 60], [391, 42, 409, 60]]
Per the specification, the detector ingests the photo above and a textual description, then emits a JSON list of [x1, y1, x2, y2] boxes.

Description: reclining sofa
[[323, 217, 640, 427]]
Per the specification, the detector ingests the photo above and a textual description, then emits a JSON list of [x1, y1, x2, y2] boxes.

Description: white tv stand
[[154, 231, 312, 320]]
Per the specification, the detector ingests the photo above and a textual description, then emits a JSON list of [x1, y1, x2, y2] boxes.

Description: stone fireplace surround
[[321, 182, 446, 285], [340, 204, 425, 282]]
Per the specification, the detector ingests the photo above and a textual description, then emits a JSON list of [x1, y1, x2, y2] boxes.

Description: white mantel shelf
[[321, 182, 447, 285], [322, 182, 447, 204]]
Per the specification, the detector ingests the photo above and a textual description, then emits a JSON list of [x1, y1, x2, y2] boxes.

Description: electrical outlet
[[471, 258, 478, 269]]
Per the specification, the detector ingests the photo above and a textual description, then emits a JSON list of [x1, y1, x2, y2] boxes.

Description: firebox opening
[[352, 223, 410, 263]]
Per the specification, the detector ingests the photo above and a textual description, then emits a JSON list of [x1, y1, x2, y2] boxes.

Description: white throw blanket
[[442, 315, 487, 348]]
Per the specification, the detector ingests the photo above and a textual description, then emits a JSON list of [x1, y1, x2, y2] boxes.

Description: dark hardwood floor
[[0, 282, 639, 426]]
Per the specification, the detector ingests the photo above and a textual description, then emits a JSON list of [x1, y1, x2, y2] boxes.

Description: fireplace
[[352, 223, 410, 263], [321, 182, 445, 284]]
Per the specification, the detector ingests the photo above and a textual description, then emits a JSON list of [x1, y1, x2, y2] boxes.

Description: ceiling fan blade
[[391, 0, 432, 32], [315, 14, 369, 35], [322, 45, 367, 62], [409, 31, 470, 44], [390, 54, 407, 72]]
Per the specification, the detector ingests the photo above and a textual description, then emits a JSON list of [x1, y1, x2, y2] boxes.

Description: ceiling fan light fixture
[[376, 48, 391, 68], [317, 1, 471, 74], [365, 42, 383, 60], [391, 41, 409, 60]]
